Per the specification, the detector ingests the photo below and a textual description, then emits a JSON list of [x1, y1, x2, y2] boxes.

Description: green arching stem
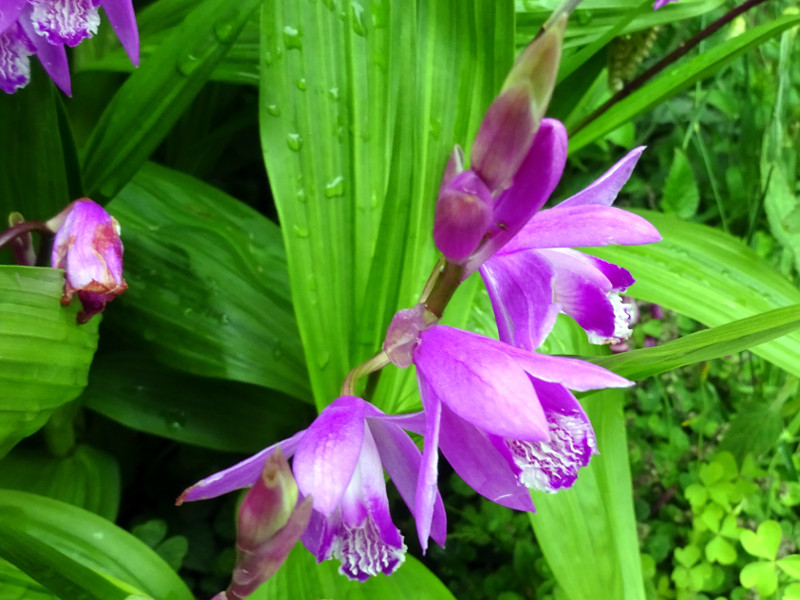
[[342, 256, 466, 396], [341, 350, 391, 397]]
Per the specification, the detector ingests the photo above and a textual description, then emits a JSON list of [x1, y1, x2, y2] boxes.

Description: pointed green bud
[[501, 14, 566, 122]]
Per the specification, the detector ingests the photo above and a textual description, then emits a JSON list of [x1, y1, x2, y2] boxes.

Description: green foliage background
[[0, 0, 799, 598]]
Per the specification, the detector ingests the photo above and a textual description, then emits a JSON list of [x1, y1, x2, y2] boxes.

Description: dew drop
[[351, 2, 366, 36], [297, 78, 307, 91], [293, 225, 310, 238], [266, 104, 281, 117], [317, 350, 331, 368], [328, 87, 340, 101], [287, 133, 303, 151], [324, 176, 345, 198], [214, 19, 237, 43], [283, 25, 302, 50], [296, 189, 307, 203]]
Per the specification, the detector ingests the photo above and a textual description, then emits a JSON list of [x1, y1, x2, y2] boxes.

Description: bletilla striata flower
[[180, 396, 446, 583], [480, 143, 662, 350], [47, 198, 128, 323], [394, 323, 633, 542], [0, 0, 139, 95]]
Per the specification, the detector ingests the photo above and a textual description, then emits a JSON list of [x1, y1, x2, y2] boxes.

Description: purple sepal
[[433, 169, 493, 262], [559, 146, 645, 208], [100, 0, 139, 65], [0, 0, 28, 35], [464, 119, 568, 275]]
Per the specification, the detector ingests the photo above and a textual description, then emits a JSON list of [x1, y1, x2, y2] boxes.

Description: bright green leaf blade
[[106, 162, 309, 399], [568, 13, 800, 153], [516, 0, 725, 50], [590, 305, 800, 380], [81, 0, 263, 200], [0, 491, 193, 600], [81, 351, 312, 452], [0, 445, 120, 521], [260, 0, 513, 408], [0, 66, 72, 224], [0, 557, 57, 599], [740, 520, 782, 561], [0, 267, 99, 459], [255, 543, 456, 599], [589, 210, 800, 378], [740, 560, 778, 596], [529, 319, 645, 600]]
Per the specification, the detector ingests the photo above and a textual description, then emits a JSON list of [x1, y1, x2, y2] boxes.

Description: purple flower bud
[[224, 448, 313, 600], [433, 170, 493, 262], [47, 199, 128, 324]]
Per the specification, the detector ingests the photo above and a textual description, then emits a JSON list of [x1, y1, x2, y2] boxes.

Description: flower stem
[[423, 260, 463, 320], [341, 351, 391, 397], [0, 220, 51, 252], [571, 0, 773, 135]]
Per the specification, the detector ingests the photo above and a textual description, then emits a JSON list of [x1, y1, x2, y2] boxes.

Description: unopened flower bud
[[223, 448, 313, 600], [47, 199, 128, 324], [501, 14, 566, 123], [433, 170, 493, 262], [384, 304, 428, 368]]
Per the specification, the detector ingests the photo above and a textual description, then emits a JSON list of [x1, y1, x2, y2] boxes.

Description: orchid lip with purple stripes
[[480, 145, 662, 351], [1, 0, 139, 95], [409, 325, 632, 539], [179, 396, 446, 581]]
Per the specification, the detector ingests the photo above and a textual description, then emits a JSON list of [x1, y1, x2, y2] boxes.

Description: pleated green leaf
[[0, 557, 56, 600], [106, 162, 309, 399], [81, 352, 312, 452], [0, 445, 120, 521], [259, 0, 513, 409], [0, 65, 73, 224], [569, 13, 800, 153], [81, 0, 263, 200], [255, 543, 456, 600], [531, 319, 645, 600], [589, 210, 800, 377], [0, 267, 99, 459], [0, 491, 193, 600]]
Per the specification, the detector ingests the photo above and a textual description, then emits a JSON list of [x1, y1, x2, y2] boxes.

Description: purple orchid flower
[[0, 0, 139, 96], [653, 0, 678, 9], [179, 396, 447, 582], [479, 144, 662, 351], [47, 198, 128, 323], [405, 324, 632, 542]]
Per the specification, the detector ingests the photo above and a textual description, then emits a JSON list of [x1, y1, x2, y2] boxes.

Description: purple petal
[[583, 253, 635, 290], [507, 380, 597, 492], [368, 417, 447, 549], [504, 205, 662, 250], [434, 169, 493, 262], [30, 0, 100, 47], [0, 21, 35, 94], [0, 0, 28, 35], [415, 326, 549, 441], [100, 0, 139, 65], [552, 267, 619, 339], [480, 249, 559, 351], [415, 377, 442, 553], [439, 404, 535, 511], [293, 396, 366, 516], [18, 9, 70, 95], [178, 430, 306, 502], [510, 351, 633, 391], [464, 119, 568, 274], [559, 146, 645, 207]]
